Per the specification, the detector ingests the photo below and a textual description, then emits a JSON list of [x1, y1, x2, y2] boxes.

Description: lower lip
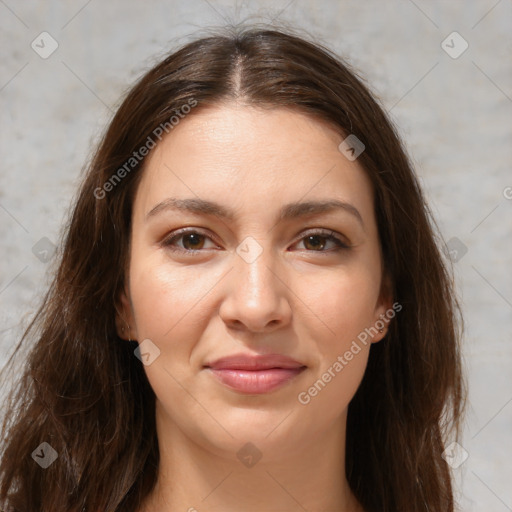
[[207, 367, 305, 394]]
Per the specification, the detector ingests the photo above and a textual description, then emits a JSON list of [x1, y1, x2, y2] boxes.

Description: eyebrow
[[145, 197, 365, 229]]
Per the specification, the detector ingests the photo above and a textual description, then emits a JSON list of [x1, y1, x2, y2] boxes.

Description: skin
[[116, 103, 392, 512]]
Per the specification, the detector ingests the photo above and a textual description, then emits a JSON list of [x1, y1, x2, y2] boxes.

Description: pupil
[[184, 234, 203, 249]]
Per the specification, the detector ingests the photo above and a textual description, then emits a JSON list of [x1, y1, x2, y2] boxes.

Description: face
[[117, 104, 392, 461]]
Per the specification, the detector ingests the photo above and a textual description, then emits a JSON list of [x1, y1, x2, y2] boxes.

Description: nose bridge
[[219, 235, 291, 331], [235, 236, 280, 302]]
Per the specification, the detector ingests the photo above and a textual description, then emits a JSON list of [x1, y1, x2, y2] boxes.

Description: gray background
[[1, 1, 511, 510]]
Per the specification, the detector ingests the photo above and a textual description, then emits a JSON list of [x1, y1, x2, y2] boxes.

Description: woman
[[0, 27, 466, 511]]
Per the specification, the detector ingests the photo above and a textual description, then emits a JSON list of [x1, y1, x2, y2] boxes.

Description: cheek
[[128, 255, 225, 363], [293, 274, 375, 422], [131, 258, 193, 332], [291, 265, 378, 410], [128, 258, 208, 417], [297, 265, 380, 349], [127, 255, 236, 445]]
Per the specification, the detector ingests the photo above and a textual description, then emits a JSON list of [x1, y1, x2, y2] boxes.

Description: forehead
[[134, 104, 375, 228]]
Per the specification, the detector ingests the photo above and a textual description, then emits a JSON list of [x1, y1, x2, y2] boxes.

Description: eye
[[293, 229, 349, 253], [161, 229, 218, 253]]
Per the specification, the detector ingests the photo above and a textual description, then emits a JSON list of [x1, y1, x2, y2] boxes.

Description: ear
[[115, 286, 138, 341], [371, 271, 394, 343]]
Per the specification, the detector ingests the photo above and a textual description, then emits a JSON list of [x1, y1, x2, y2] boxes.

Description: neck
[[141, 403, 363, 512]]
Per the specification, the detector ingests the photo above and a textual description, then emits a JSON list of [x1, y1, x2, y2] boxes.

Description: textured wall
[[1, 1, 511, 510]]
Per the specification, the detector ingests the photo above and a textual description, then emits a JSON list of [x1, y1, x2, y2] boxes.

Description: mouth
[[204, 354, 307, 394]]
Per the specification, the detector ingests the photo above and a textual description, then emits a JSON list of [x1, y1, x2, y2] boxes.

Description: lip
[[204, 354, 306, 394]]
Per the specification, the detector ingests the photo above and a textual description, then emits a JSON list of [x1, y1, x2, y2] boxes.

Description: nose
[[218, 245, 292, 333]]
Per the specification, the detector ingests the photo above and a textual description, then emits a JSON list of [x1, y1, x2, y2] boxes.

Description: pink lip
[[205, 354, 306, 394]]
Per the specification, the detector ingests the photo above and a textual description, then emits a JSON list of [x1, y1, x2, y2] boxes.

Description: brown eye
[[180, 233, 205, 250], [162, 229, 216, 253], [303, 235, 328, 251], [296, 230, 349, 252]]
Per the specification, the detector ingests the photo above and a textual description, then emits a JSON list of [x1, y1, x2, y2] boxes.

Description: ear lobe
[[115, 289, 137, 341]]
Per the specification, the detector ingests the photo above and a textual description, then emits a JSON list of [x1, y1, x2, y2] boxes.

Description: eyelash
[[161, 228, 350, 255]]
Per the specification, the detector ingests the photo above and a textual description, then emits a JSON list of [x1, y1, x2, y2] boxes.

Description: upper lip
[[205, 353, 306, 370]]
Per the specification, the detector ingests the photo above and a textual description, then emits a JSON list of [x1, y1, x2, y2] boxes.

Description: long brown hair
[[0, 26, 466, 511]]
